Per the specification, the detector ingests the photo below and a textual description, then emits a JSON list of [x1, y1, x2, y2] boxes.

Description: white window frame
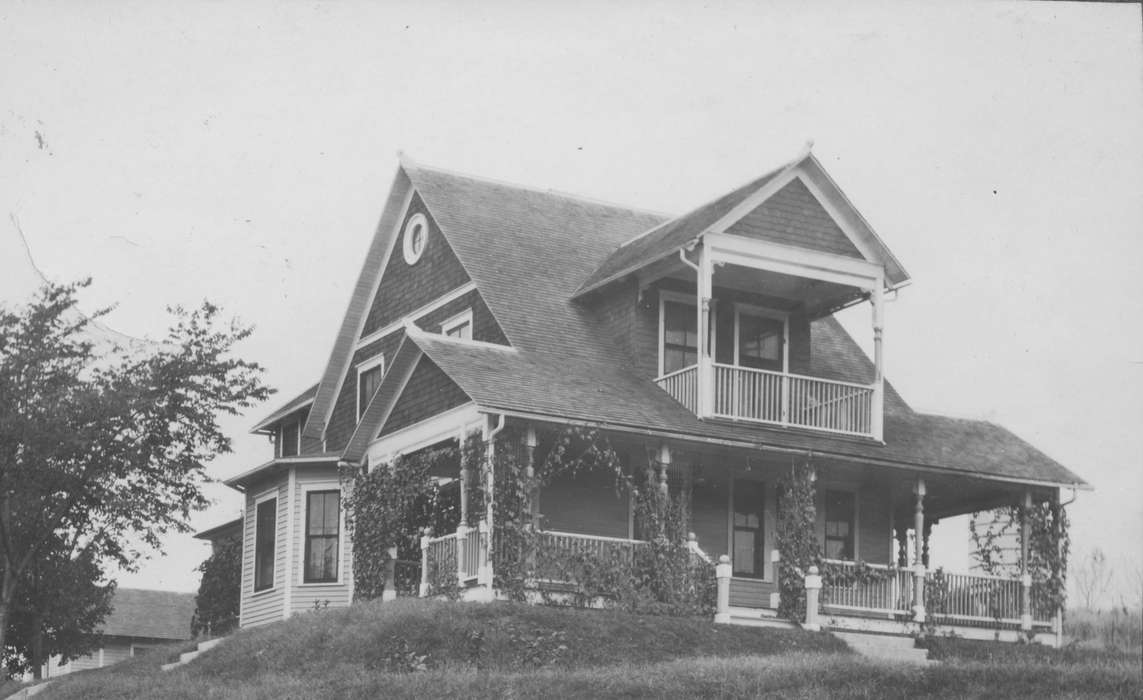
[[732, 303, 789, 373], [297, 483, 345, 586], [440, 308, 474, 340], [356, 354, 386, 420], [402, 213, 429, 265], [252, 487, 279, 594], [657, 290, 716, 377], [277, 419, 301, 458]]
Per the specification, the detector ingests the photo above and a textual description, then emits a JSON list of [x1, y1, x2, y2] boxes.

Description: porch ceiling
[[655, 263, 867, 319]]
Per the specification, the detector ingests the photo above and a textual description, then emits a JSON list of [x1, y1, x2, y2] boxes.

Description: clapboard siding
[[857, 484, 892, 565], [240, 477, 288, 628], [101, 641, 133, 666], [290, 467, 353, 614]]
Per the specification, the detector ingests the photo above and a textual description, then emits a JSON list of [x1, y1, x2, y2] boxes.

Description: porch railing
[[655, 366, 698, 414], [535, 530, 647, 576], [926, 570, 1054, 626], [421, 523, 488, 593], [655, 363, 876, 438], [820, 559, 913, 615]]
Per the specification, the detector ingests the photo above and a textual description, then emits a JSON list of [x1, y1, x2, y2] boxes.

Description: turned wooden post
[[714, 555, 732, 623], [657, 443, 671, 498], [804, 565, 822, 631], [895, 522, 909, 568], [455, 523, 468, 586], [525, 426, 539, 528], [870, 278, 885, 441], [912, 479, 926, 622]]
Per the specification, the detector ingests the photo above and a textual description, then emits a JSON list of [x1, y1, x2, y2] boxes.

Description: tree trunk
[[30, 611, 44, 680]]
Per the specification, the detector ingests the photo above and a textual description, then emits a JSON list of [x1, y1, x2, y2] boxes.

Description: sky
[[1, 1, 1141, 607]]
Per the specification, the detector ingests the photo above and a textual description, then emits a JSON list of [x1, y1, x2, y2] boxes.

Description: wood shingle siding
[[240, 478, 288, 628], [725, 178, 864, 259], [324, 289, 506, 451], [379, 357, 470, 437], [361, 194, 471, 337]]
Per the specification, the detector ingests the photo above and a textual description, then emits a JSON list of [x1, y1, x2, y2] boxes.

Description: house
[[224, 147, 1087, 642], [41, 588, 195, 678], [194, 517, 243, 556]]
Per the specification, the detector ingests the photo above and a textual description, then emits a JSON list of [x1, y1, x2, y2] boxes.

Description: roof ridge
[[614, 149, 806, 251], [400, 154, 672, 219]]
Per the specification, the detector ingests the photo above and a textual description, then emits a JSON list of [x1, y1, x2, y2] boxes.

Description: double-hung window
[[253, 497, 277, 592], [660, 297, 698, 375], [279, 421, 299, 458], [304, 490, 340, 583], [734, 306, 786, 372], [441, 309, 473, 340], [357, 356, 385, 419], [824, 490, 856, 559]]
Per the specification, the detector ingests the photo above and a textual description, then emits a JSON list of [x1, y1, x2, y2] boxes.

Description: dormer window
[[402, 213, 428, 264], [357, 355, 385, 419], [441, 309, 473, 340]]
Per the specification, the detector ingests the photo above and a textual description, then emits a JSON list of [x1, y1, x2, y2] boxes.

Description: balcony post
[[697, 243, 714, 417], [912, 478, 926, 623], [1020, 490, 1033, 633], [870, 280, 885, 441]]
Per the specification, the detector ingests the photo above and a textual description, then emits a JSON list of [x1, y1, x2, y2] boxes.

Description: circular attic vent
[[402, 213, 428, 264]]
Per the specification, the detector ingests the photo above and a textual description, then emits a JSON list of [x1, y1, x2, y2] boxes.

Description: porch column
[[525, 426, 539, 529], [895, 522, 909, 568], [1020, 490, 1033, 633], [921, 521, 932, 569], [657, 443, 671, 498], [870, 280, 885, 441], [912, 478, 926, 622], [458, 428, 469, 525], [696, 242, 714, 417]]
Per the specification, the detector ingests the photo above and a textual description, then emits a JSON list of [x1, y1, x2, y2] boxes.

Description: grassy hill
[[24, 599, 1143, 699]]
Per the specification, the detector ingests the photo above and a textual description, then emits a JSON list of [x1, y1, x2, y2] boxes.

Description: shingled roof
[[100, 588, 195, 641], [280, 155, 1085, 490]]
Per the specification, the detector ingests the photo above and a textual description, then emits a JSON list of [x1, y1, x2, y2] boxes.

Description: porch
[[657, 363, 877, 438]]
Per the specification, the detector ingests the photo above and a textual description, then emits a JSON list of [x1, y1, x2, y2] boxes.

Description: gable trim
[[355, 281, 477, 350], [302, 166, 414, 443]]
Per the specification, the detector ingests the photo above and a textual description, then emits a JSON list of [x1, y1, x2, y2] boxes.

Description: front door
[[732, 480, 766, 578]]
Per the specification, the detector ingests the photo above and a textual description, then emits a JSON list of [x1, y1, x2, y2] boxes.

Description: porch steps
[[726, 606, 797, 629], [832, 631, 930, 665], [160, 636, 226, 672]]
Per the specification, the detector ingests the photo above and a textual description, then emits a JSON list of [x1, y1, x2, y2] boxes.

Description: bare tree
[[1073, 548, 1114, 610]]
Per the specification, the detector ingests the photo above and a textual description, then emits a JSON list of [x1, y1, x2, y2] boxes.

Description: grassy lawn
[[31, 599, 1143, 699]]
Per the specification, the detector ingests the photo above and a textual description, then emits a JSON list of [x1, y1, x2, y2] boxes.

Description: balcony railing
[[655, 363, 877, 438]]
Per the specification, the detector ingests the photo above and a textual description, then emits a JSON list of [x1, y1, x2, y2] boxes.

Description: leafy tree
[[0, 280, 272, 672], [3, 536, 115, 678], [191, 538, 241, 638]]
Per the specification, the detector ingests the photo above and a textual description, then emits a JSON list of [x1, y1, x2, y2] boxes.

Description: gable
[[324, 288, 507, 451], [378, 356, 470, 438], [361, 193, 471, 337], [725, 178, 864, 259]]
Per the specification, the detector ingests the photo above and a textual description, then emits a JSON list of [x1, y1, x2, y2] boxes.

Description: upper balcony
[[576, 148, 909, 442]]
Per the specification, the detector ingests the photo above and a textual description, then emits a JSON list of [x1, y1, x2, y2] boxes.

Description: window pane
[[733, 531, 755, 574], [739, 315, 783, 370], [323, 492, 339, 532], [359, 365, 383, 415], [255, 498, 276, 590], [280, 422, 299, 458]]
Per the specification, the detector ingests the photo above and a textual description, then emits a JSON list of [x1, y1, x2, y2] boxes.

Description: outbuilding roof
[[100, 588, 195, 641]]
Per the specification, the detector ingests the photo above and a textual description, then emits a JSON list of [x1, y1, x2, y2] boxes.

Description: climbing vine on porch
[[969, 500, 1070, 617], [775, 459, 819, 620]]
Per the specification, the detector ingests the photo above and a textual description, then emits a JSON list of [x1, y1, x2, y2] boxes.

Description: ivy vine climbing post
[[912, 478, 926, 623], [1020, 490, 1033, 634], [657, 443, 671, 498], [525, 426, 539, 528]]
